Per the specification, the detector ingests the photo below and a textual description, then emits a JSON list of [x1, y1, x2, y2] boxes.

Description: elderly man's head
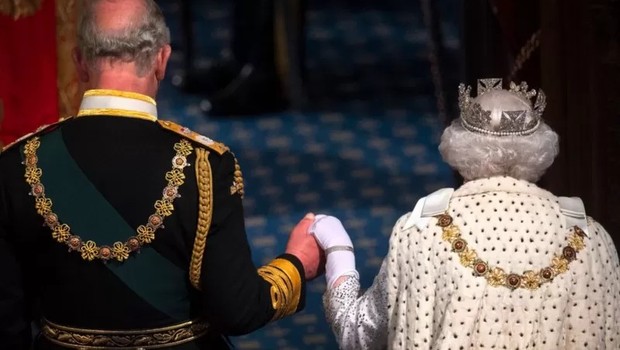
[[74, 0, 171, 94]]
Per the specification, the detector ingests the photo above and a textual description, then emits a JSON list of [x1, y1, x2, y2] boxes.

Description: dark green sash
[[35, 130, 190, 321]]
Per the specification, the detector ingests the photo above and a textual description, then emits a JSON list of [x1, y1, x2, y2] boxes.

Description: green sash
[[35, 130, 191, 321]]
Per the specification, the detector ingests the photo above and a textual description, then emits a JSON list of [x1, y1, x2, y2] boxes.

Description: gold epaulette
[[1, 117, 73, 154], [157, 120, 228, 155]]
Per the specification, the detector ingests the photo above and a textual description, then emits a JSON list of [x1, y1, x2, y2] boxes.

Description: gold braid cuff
[[190, 148, 213, 290], [41, 318, 209, 349], [257, 258, 302, 321]]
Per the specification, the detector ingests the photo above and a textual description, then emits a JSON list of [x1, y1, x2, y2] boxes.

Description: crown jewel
[[458, 78, 547, 136]]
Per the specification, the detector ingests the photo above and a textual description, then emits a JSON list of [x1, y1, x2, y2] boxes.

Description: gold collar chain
[[435, 213, 587, 290], [23, 137, 194, 262]]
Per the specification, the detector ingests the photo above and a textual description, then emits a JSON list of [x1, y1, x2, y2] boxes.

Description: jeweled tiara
[[458, 78, 547, 136]]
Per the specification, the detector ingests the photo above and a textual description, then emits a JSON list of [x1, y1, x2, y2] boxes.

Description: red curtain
[[0, 0, 59, 145]]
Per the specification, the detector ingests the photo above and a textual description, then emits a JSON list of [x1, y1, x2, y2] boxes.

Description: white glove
[[310, 215, 359, 288]]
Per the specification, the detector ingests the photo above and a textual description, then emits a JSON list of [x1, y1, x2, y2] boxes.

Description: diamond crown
[[458, 78, 547, 136]]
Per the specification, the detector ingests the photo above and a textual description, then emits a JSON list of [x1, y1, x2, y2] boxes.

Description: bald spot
[[92, 0, 147, 34]]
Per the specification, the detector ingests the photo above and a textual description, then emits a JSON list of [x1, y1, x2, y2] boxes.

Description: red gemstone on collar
[[26, 156, 37, 166], [437, 214, 453, 227], [32, 184, 44, 196], [149, 214, 163, 227], [67, 236, 82, 251], [163, 186, 178, 199], [541, 268, 553, 280], [474, 261, 488, 275], [562, 246, 576, 261], [127, 237, 141, 252], [452, 238, 467, 252], [507, 274, 521, 288], [99, 246, 112, 260], [45, 213, 58, 226]]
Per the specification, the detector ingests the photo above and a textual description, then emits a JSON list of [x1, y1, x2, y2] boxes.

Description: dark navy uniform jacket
[[0, 90, 305, 349]]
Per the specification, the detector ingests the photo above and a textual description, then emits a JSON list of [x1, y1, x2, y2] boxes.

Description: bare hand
[[285, 213, 325, 281]]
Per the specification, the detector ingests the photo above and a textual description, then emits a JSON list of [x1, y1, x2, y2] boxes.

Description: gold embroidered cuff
[[41, 318, 209, 349], [257, 258, 302, 321]]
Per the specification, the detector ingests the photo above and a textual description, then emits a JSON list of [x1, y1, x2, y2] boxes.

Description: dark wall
[[540, 0, 620, 246], [462, 0, 620, 246]]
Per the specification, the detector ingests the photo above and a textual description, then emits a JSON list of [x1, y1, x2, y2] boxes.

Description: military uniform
[[0, 89, 306, 349]]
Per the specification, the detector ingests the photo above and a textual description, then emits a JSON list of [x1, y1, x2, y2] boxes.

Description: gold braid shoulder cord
[[189, 147, 213, 290], [435, 212, 587, 290], [188, 148, 300, 316], [23, 137, 193, 262]]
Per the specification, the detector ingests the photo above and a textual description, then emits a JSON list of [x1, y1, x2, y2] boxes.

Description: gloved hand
[[309, 215, 359, 288]]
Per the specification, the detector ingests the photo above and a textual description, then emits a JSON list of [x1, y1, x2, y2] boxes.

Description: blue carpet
[[158, 1, 458, 348]]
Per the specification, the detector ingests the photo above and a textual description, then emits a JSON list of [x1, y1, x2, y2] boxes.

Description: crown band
[[460, 117, 541, 136]]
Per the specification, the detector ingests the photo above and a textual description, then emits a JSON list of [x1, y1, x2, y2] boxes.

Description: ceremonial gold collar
[[77, 89, 158, 122]]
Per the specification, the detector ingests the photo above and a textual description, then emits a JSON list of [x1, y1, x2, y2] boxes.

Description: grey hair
[[438, 120, 559, 182], [78, 0, 171, 76]]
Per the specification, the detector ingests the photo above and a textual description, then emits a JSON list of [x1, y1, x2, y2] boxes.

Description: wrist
[[283, 249, 312, 279], [279, 252, 307, 280], [325, 250, 357, 288]]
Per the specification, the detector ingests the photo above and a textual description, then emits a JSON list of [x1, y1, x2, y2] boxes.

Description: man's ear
[[155, 44, 172, 81], [72, 48, 90, 83]]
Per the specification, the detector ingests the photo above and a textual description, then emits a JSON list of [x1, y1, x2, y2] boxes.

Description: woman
[[311, 79, 620, 349]]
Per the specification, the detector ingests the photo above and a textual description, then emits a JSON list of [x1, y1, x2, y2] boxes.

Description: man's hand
[[285, 213, 324, 281]]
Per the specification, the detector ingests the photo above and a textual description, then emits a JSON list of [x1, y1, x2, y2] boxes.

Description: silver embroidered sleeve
[[322, 261, 389, 350]]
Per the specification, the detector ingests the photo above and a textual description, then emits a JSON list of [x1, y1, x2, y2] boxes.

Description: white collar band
[[77, 90, 158, 121]]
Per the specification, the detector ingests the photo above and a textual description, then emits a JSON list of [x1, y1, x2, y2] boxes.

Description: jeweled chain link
[[23, 137, 193, 262], [435, 212, 586, 290]]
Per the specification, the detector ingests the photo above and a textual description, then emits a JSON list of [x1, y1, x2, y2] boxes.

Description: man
[[0, 0, 322, 349], [311, 79, 620, 349]]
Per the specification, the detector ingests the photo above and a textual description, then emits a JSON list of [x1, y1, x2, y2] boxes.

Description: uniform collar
[[453, 176, 556, 202], [77, 89, 158, 121]]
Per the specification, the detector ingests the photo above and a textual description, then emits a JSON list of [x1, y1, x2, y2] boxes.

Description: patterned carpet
[[158, 1, 458, 348]]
